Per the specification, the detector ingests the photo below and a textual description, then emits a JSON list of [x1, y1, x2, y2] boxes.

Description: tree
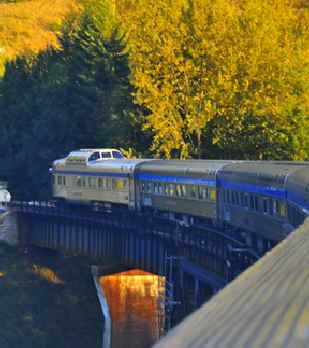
[[118, 0, 309, 160], [58, 1, 148, 153], [0, 0, 147, 199]]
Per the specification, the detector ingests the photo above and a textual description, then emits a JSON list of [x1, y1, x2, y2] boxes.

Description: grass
[[0, 242, 107, 348]]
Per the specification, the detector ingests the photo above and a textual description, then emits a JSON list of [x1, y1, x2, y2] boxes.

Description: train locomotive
[[51, 148, 309, 255]]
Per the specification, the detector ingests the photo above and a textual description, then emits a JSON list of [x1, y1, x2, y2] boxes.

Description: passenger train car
[[135, 160, 236, 224], [217, 162, 307, 242], [52, 148, 146, 210], [51, 149, 309, 248]]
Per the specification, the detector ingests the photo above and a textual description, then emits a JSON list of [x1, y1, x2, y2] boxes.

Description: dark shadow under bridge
[[9, 201, 258, 318]]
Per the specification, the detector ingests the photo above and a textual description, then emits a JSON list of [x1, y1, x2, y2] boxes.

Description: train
[[51, 148, 309, 255]]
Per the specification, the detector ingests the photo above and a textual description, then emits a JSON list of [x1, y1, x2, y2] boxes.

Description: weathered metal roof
[[155, 218, 309, 348], [136, 160, 239, 178]]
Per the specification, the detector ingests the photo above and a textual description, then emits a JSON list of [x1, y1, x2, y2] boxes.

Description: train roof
[[88, 158, 153, 174], [286, 166, 309, 210], [77, 148, 120, 152], [218, 161, 309, 186], [136, 159, 240, 177]]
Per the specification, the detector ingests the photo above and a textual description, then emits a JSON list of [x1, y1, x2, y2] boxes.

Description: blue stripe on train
[[135, 173, 216, 186], [218, 180, 286, 199], [287, 191, 309, 212], [53, 169, 309, 211]]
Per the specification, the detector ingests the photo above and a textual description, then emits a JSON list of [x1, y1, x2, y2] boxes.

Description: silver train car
[[286, 165, 309, 228], [216, 162, 308, 242], [51, 149, 309, 245], [52, 148, 147, 210], [135, 160, 237, 225]]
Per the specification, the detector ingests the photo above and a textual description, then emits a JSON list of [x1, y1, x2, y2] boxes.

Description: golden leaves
[[0, 0, 82, 69], [116, 0, 309, 159]]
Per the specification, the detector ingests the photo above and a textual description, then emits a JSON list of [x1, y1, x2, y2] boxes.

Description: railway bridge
[[7, 201, 259, 319], [3, 201, 309, 346]]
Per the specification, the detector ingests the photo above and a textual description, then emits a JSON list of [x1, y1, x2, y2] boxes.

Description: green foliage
[[0, 1, 147, 199]]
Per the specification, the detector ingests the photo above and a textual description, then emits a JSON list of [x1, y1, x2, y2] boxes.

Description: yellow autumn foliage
[[0, 0, 81, 75], [1, 0, 308, 160], [114, 0, 309, 159]]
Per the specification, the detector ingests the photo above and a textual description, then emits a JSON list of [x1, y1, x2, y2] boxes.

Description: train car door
[[128, 172, 136, 210]]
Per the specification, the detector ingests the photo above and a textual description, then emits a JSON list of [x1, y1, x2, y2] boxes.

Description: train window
[[232, 191, 239, 205], [88, 176, 96, 188], [198, 186, 206, 200], [116, 179, 122, 190], [81, 177, 86, 187], [76, 176, 81, 187], [181, 184, 187, 197], [98, 178, 103, 189], [57, 176, 62, 185], [225, 189, 230, 203], [221, 189, 225, 202], [153, 182, 159, 194], [197, 186, 203, 199], [197, 186, 203, 200], [249, 196, 254, 210], [231, 191, 235, 204], [279, 202, 286, 217], [101, 177, 107, 190], [112, 178, 127, 190], [101, 152, 112, 159], [273, 199, 279, 215], [249, 195, 259, 211], [236, 192, 240, 205], [106, 177, 111, 190], [241, 193, 249, 208], [239, 192, 243, 205], [230, 191, 236, 205], [112, 178, 116, 190], [157, 183, 163, 195], [168, 183, 175, 196], [269, 198, 274, 215], [262, 198, 268, 214], [189, 185, 197, 199], [112, 151, 124, 159], [254, 196, 259, 211], [162, 183, 168, 196], [145, 182, 152, 193], [89, 152, 100, 161], [176, 184, 186, 198], [210, 188, 216, 201]]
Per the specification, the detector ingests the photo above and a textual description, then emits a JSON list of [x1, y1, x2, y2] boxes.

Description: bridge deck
[[155, 218, 309, 347]]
